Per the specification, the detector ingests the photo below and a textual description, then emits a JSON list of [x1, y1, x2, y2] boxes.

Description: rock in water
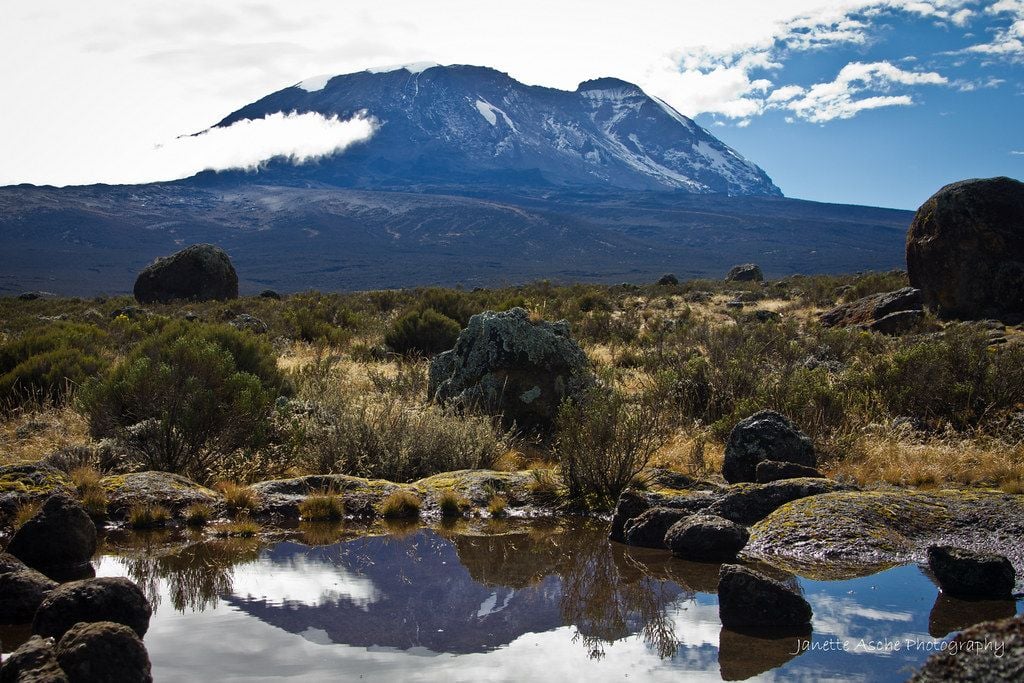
[[609, 490, 651, 543], [910, 614, 1024, 682], [622, 507, 692, 548], [133, 243, 238, 304], [722, 411, 815, 484], [0, 635, 69, 683], [0, 569, 58, 623], [906, 177, 1024, 322], [6, 495, 96, 577], [927, 545, 1015, 599], [428, 308, 593, 430], [56, 621, 152, 683], [718, 564, 812, 630], [33, 577, 152, 640], [726, 264, 764, 282], [819, 287, 923, 331], [664, 514, 749, 562]]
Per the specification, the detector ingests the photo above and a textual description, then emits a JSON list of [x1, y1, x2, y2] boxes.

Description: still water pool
[[11, 518, 1022, 682]]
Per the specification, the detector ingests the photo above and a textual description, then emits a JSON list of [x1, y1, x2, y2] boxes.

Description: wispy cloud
[[1012, 149, 1024, 155]]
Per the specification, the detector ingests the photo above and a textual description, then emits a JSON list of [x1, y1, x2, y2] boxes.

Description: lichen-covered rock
[[33, 577, 152, 640], [6, 495, 96, 577], [726, 264, 764, 282], [100, 471, 220, 519], [927, 545, 1015, 599], [0, 464, 73, 518], [622, 507, 691, 549], [428, 308, 593, 431], [55, 621, 152, 683], [707, 478, 849, 526], [230, 313, 268, 334], [722, 411, 815, 484], [0, 635, 68, 683], [868, 309, 924, 334], [133, 243, 238, 304], [819, 287, 923, 329], [0, 569, 58, 624], [910, 614, 1024, 682], [664, 515, 749, 562], [755, 460, 823, 483], [718, 564, 812, 630], [748, 489, 1024, 581], [906, 177, 1024, 322], [249, 474, 400, 517]]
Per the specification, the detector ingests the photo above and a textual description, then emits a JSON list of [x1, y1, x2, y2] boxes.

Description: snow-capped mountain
[[209, 64, 782, 196]]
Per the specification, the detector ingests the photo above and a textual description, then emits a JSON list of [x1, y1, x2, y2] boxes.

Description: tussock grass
[[437, 490, 468, 518], [487, 494, 508, 518], [213, 517, 260, 538], [216, 481, 258, 516], [380, 490, 421, 519], [13, 501, 41, 529], [183, 503, 214, 527], [298, 492, 345, 521], [127, 504, 171, 529]]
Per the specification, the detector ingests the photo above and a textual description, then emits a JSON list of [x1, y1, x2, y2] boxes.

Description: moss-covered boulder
[[416, 470, 535, 507], [0, 464, 72, 519], [748, 489, 1024, 584], [101, 472, 220, 519], [249, 474, 403, 518]]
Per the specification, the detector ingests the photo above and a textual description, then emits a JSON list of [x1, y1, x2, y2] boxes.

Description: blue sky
[[1, 1, 1021, 209]]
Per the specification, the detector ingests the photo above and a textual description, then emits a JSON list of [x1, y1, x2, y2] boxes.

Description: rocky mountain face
[[203, 64, 782, 196]]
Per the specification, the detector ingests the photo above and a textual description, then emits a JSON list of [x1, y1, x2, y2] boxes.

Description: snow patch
[[651, 96, 695, 132], [295, 74, 334, 92], [474, 99, 518, 132], [366, 61, 440, 75]]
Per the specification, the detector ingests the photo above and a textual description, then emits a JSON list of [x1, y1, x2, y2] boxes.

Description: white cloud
[[1012, 149, 1024, 154], [961, 0, 1024, 56], [768, 61, 947, 122]]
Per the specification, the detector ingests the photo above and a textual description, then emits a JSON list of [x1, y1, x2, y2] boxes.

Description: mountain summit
[[208, 64, 782, 196]]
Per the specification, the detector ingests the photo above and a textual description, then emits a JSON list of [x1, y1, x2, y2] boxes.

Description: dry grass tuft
[[487, 494, 508, 518], [380, 490, 421, 519], [0, 404, 90, 466], [183, 503, 215, 527], [127, 504, 171, 529], [13, 501, 42, 529], [437, 490, 468, 517], [298, 492, 345, 521], [216, 481, 258, 516]]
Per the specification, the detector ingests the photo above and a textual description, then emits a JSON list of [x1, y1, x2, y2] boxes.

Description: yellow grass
[[0, 405, 90, 465]]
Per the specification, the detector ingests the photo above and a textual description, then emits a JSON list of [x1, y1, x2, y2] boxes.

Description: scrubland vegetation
[[2, 271, 1023, 510]]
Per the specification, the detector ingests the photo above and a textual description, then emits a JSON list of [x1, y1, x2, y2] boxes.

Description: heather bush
[[0, 323, 108, 406], [384, 308, 461, 356]]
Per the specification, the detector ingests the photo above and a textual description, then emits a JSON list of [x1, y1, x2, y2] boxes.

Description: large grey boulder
[[722, 411, 815, 484], [927, 545, 1015, 599], [819, 287, 923, 333], [906, 177, 1024, 322], [133, 243, 238, 304], [428, 308, 593, 430], [726, 264, 764, 282], [718, 564, 812, 631], [55, 621, 152, 683], [33, 577, 152, 640], [6, 495, 96, 578]]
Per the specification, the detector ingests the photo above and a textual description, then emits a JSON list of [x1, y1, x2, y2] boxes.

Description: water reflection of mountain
[[225, 526, 691, 655]]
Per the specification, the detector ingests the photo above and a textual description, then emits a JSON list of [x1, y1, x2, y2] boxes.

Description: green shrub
[[281, 293, 359, 343], [384, 309, 461, 356], [555, 387, 672, 508], [78, 323, 283, 480], [0, 323, 109, 406]]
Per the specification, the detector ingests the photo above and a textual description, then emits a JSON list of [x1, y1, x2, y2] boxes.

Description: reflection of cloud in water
[[666, 598, 720, 649], [231, 556, 380, 609]]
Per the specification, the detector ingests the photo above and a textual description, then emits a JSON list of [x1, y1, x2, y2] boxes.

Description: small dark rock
[[722, 411, 816, 484], [0, 569, 58, 624], [622, 507, 691, 548], [230, 313, 268, 334], [725, 300, 744, 309], [718, 564, 812, 631], [726, 264, 764, 282], [664, 514, 749, 562], [0, 635, 68, 683], [927, 545, 1015, 599], [868, 309, 923, 334], [656, 273, 679, 286], [33, 577, 152, 640], [755, 460, 824, 483], [133, 243, 238, 304], [609, 490, 651, 543], [6, 495, 96, 577], [748, 309, 781, 323], [55, 621, 152, 683], [259, 289, 281, 300], [707, 478, 848, 525]]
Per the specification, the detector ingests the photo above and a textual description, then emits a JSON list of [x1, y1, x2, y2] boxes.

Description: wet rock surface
[[722, 410, 816, 484], [6, 495, 96, 577], [718, 564, 812, 630], [623, 507, 692, 548], [910, 613, 1024, 682], [133, 243, 238, 304], [747, 489, 1024, 585], [55, 621, 153, 683], [428, 308, 593, 431], [906, 176, 1024, 322], [707, 478, 851, 526], [33, 577, 152, 640], [927, 545, 1015, 599], [664, 514, 749, 562]]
